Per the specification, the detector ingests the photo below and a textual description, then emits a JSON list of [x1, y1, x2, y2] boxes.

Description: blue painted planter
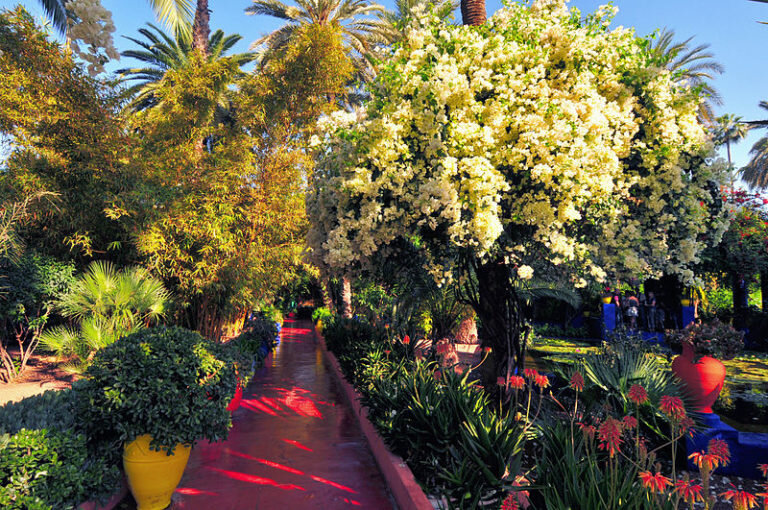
[[686, 412, 768, 479]]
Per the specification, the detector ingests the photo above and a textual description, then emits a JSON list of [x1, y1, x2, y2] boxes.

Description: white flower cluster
[[66, 0, 119, 76], [307, 0, 728, 286]]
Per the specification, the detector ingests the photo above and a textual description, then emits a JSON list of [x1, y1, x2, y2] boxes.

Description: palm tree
[[40, 261, 170, 372], [37, 0, 67, 33], [460, 0, 485, 25], [37, 0, 195, 38], [649, 28, 724, 124], [117, 24, 255, 111], [741, 102, 768, 189], [714, 114, 751, 188], [245, 0, 385, 81]]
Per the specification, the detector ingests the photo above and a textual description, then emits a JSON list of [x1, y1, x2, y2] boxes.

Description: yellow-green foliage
[[111, 25, 354, 337], [0, 6, 128, 259]]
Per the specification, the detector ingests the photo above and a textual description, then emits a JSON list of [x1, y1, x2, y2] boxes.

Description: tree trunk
[[733, 272, 749, 313], [471, 259, 526, 385], [341, 275, 352, 319], [192, 0, 210, 57], [461, 0, 487, 26], [321, 278, 334, 311]]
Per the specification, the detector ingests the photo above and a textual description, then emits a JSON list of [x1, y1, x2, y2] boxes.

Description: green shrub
[[74, 326, 238, 454], [322, 317, 388, 385], [362, 363, 524, 508], [0, 428, 120, 510], [536, 421, 674, 510], [0, 254, 75, 381], [225, 316, 278, 386], [311, 307, 332, 324], [578, 338, 686, 437], [0, 390, 75, 434]]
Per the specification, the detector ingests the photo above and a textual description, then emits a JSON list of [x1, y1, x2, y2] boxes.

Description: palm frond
[[147, 0, 195, 39]]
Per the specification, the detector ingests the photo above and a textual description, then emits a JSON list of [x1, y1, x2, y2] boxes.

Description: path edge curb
[[315, 327, 433, 510]]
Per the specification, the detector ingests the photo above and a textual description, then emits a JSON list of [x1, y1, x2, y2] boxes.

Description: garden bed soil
[[0, 353, 76, 406]]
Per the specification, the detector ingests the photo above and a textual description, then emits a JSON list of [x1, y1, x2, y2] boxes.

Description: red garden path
[[174, 319, 395, 510]]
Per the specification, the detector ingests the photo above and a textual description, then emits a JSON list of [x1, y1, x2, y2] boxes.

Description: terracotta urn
[[671, 342, 726, 414]]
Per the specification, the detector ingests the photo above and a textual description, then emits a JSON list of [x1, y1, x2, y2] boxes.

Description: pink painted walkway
[[174, 319, 395, 510]]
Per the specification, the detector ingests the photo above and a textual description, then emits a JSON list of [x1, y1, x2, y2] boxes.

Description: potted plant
[[73, 327, 238, 510], [667, 319, 744, 413]]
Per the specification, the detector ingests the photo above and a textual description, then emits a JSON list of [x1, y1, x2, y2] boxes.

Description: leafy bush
[[311, 306, 332, 324], [321, 317, 388, 385], [666, 319, 744, 360], [0, 428, 120, 510], [362, 364, 525, 508], [578, 338, 686, 437], [0, 254, 75, 381], [0, 390, 76, 434], [225, 315, 279, 386], [257, 305, 283, 325], [325, 318, 525, 508], [74, 326, 238, 454]]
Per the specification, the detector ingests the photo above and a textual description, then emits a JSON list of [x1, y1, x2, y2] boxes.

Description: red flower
[[578, 422, 596, 441], [523, 368, 539, 379], [598, 417, 623, 458], [483, 346, 492, 354], [402, 335, 410, 345], [708, 438, 731, 465], [384, 350, 391, 356], [569, 372, 585, 392], [722, 488, 758, 510], [501, 493, 519, 510], [758, 463, 768, 478], [638, 471, 672, 492], [689, 451, 726, 471], [509, 375, 525, 390], [659, 395, 686, 421], [622, 415, 638, 429], [497, 376, 507, 387], [534, 373, 549, 389], [674, 479, 703, 503], [627, 384, 648, 405]]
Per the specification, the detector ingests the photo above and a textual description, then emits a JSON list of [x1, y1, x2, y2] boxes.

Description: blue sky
[[2, 0, 767, 168]]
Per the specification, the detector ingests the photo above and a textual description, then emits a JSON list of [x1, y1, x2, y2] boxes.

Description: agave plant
[[40, 261, 170, 372]]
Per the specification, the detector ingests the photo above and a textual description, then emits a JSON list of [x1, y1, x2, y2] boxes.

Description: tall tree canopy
[[0, 7, 129, 261], [111, 23, 353, 338], [246, 0, 385, 81], [308, 0, 729, 377], [118, 24, 255, 112]]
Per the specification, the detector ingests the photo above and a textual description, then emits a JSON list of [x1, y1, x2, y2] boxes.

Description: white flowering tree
[[307, 0, 729, 378]]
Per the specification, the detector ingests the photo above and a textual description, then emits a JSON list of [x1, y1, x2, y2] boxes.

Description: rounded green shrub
[[74, 326, 238, 454], [0, 428, 120, 510]]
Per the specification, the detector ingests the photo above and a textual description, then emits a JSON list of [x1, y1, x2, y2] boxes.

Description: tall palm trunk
[[341, 276, 352, 318], [192, 0, 210, 56], [461, 0, 486, 26]]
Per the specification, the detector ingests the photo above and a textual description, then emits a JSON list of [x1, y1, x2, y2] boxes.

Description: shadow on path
[[174, 319, 395, 510]]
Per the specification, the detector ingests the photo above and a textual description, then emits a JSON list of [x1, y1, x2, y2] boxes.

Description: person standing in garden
[[646, 291, 657, 331], [626, 292, 640, 330]]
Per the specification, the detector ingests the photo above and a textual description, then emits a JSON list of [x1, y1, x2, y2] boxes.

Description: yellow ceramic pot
[[123, 435, 191, 510], [681, 299, 691, 307], [601, 296, 612, 304]]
